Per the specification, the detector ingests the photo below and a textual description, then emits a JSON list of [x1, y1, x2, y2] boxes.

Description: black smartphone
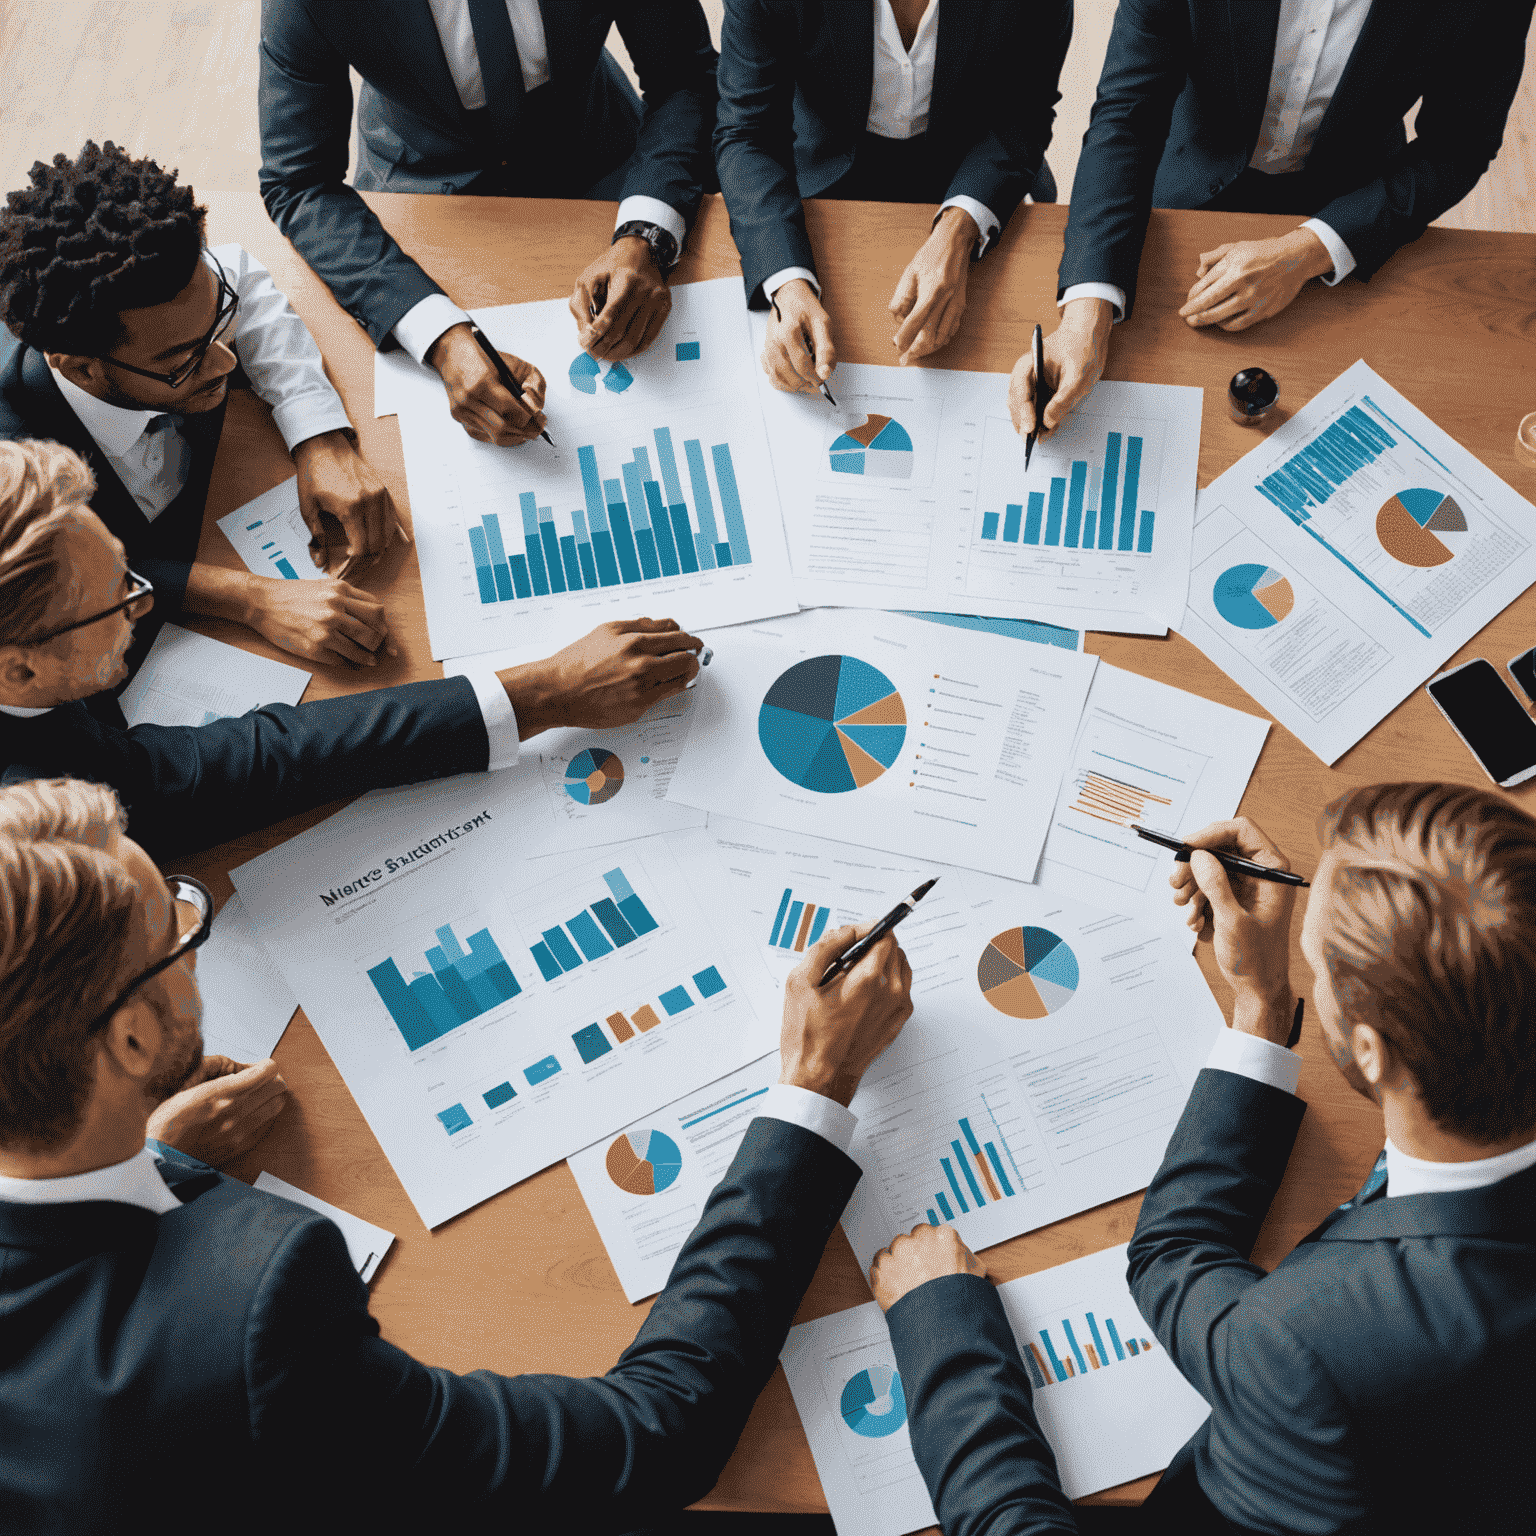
[[1426, 659, 1536, 788], [1508, 647, 1536, 707]]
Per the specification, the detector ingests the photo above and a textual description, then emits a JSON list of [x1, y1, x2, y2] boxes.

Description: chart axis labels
[[1376, 487, 1465, 568], [565, 747, 625, 805], [758, 655, 907, 794], [605, 1128, 683, 1196], [1213, 563, 1295, 630], [839, 1364, 907, 1438], [978, 927, 1079, 1019]]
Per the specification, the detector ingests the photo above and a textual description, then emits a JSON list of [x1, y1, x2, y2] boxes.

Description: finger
[[331, 611, 389, 653], [1183, 818, 1287, 867], [783, 325, 821, 390], [803, 921, 870, 976], [1186, 291, 1254, 328], [1042, 366, 1092, 433], [636, 649, 701, 689], [892, 283, 947, 355], [470, 379, 537, 433], [589, 272, 643, 358], [363, 488, 392, 557], [570, 276, 598, 338], [1219, 310, 1263, 333], [1188, 850, 1243, 924], [761, 341, 801, 394], [1009, 357, 1037, 436], [899, 294, 960, 363], [624, 628, 705, 656], [846, 928, 899, 983], [807, 312, 838, 382], [605, 616, 682, 635], [198, 1054, 243, 1079], [1199, 244, 1234, 265], [630, 295, 672, 358], [321, 630, 378, 667], [337, 588, 389, 630], [888, 266, 919, 320]]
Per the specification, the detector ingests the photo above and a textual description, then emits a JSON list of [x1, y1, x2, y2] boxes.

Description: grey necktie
[[136, 412, 191, 520]]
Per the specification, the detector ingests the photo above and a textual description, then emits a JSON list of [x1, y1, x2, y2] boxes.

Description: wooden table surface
[[181, 190, 1536, 1511]]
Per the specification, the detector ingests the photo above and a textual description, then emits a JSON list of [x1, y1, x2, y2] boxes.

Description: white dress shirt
[[1061, 0, 1369, 319], [393, 0, 689, 365], [763, 0, 1002, 305]]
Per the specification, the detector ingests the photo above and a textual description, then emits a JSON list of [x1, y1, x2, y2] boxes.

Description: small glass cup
[[1516, 412, 1536, 468], [1229, 368, 1279, 426]]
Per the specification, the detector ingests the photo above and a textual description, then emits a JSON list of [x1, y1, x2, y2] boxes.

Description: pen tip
[[912, 878, 937, 899]]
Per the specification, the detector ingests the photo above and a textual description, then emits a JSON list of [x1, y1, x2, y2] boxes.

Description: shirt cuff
[[938, 195, 999, 257], [615, 195, 687, 250], [763, 266, 821, 304], [459, 666, 521, 772], [392, 294, 474, 366], [275, 397, 356, 455], [1060, 282, 1127, 321], [1206, 1029, 1301, 1097], [1301, 218, 1356, 285], [758, 1081, 858, 1153]]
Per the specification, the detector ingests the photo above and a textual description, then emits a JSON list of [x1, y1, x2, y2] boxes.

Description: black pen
[[469, 323, 554, 447], [818, 878, 937, 986], [1131, 825, 1311, 888], [1025, 322, 1048, 472], [770, 294, 836, 406]]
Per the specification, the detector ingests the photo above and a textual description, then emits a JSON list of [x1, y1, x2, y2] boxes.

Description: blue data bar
[[1024, 492, 1044, 544], [1045, 477, 1066, 546], [1003, 502, 1023, 542], [683, 438, 721, 570], [711, 443, 752, 565], [1100, 432, 1122, 549], [1118, 436, 1142, 551]]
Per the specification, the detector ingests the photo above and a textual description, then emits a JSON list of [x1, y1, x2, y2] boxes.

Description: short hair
[[0, 139, 206, 354], [0, 438, 96, 645], [0, 779, 137, 1150], [1318, 782, 1536, 1144]]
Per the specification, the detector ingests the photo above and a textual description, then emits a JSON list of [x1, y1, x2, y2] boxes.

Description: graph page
[[215, 477, 327, 583], [394, 279, 799, 661], [837, 876, 1224, 1272], [781, 1244, 1211, 1536], [667, 609, 1098, 880], [119, 622, 310, 729], [750, 340, 1200, 633], [230, 772, 779, 1228], [1180, 360, 1536, 764], [1034, 663, 1270, 937]]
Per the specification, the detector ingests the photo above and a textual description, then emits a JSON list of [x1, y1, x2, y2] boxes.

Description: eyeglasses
[[101, 259, 239, 389], [16, 568, 154, 647], [86, 875, 215, 1035]]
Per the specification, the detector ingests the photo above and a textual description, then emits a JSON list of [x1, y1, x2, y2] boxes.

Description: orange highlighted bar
[[606, 1010, 634, 1043], [632, 1004, 661, 1033], [1064, 1357, 1076, 1377], [975, 1151, 1002, 1202], [794, 902, 816, 951], [1087, 1344, 1100, 1369], [1028, 1342, 1052, 1383]]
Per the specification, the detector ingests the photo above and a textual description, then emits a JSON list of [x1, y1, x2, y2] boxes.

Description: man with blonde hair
[[0, 777, 916, 1534], [0, 437, 705, 860]]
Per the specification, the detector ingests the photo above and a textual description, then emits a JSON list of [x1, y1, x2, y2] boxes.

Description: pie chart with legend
[[1213, 563, 1295, 630], [978, 927, 1080, 1018], [605, 1129, 683, 1196], [758, 656, 907, 793]]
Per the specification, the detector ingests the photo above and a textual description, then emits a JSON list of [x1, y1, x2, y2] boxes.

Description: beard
[[144, 1018, 204, 1103]]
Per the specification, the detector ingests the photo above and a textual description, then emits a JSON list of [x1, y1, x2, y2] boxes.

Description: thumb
[[803, 921, 864, 977], [1189, 850, 1242, 924], [889, 269, 918, 319]]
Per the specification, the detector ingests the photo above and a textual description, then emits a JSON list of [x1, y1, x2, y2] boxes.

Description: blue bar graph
[[712, 442, 752, 565], [683, 438, 722, 570], [525, 866, 661, 979], [1065, 460, 1087, 548], [519, 494, 551, 596], [935, 1189, 955, 1221], [1003, 502, 1023, 542], [1024, 491, 1045, 544], [1118, 436, 1142, 551], [368, 922, 522, 1051], [1100, 433, 1121, 549], [928, 1110, 1021, 1225], [1044, 477, 1066, 545], [981, 511, 1000, 540]]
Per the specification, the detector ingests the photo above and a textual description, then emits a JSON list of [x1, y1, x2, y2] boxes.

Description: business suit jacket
[[715, 0, 1071, 308], [258, 0, 719, 346], [1059, 0, 1535, 318], [1, 675, 489, 862], [0, 1117, 860, 1535]]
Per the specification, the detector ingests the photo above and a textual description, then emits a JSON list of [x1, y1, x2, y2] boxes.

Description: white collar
[[0, 702, 57, 718], [0, 1142, 181, 1215], [1385, 1132, 1536, 1198], [49, 365, 161, 458]]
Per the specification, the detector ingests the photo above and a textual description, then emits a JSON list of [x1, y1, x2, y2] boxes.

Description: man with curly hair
[[0, 140, 403, 673]]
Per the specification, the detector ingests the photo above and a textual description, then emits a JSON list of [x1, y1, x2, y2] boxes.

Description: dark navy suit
[[0, 1118, 858, 1535], [1058, 0, 1535, 317]]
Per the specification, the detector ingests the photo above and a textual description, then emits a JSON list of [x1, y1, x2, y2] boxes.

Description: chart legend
[[758, 655, 907, 793], [769, 887, 833, 951], [368, 922, 522, 1051]]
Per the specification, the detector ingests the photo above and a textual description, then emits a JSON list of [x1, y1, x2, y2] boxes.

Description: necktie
[[465, 0, 524, 150], [1338, 1148, 1388, 1211], [135, 413, 190, 521]]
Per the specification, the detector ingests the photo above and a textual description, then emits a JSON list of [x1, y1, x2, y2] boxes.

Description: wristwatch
[[612, 220, 680, 276]]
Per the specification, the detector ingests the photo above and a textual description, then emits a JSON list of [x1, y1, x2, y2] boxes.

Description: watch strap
[[612, 220, 679, 275]]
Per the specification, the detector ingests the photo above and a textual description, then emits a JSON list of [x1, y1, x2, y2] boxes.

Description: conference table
[[182, 188, 1536, 1512]]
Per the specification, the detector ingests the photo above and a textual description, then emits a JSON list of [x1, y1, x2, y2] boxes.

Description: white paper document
[[230, 770, 779, 1228], [667, 610, 1098, 881], [1034, 664, 1270, 935], [391, 278, 800, 661], [752, 345, 1201, 633], [781, 1244, 1211, 1536], [118, 623, 311, 729], [215, 477, 327, 582], [253, 1172, 395, 1282], [194, 892, 299, 1064], [838, 875, 1224, 1272], [1179, 360, 1536, 764]]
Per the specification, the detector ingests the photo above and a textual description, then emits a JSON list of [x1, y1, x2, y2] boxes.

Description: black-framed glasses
[[86, 875, 215, 1035], [101, 258, 239, 389], [17, 568, 153, 647]]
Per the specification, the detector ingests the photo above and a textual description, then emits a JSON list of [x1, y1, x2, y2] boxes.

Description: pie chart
[[605, 1128, 683, 1196], [1376, 488, 1466, 568], [830, 414, 914, 479], [840, 1364, 907, 1438], [565, 747, 624, 806], [978, 927, 1079, 1019], [569, 352, 633, 395], [758, 656, 907, 793], [1213, 563, 1295, 630]]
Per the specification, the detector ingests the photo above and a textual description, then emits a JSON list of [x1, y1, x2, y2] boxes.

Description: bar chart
[[769, 887, 834, 952], [466, 425, 754, 609], [923, 1106, 1025, 1227], [571, 965, 730, 1063], [528, 866, 662, 981], [368, 921, 522, 1052], [1024, 1308, 1156, 1389]]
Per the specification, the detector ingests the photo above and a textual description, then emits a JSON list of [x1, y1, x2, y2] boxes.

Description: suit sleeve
[[888, 1274, 1077, 1536], [714, 0, 818, 308], [1311, 2, 1534, 281], [1055, 0, 1189, 318], [614, 1, 720, 229], [257, 0, 446, 347], [247, 1117, 861, 1524]]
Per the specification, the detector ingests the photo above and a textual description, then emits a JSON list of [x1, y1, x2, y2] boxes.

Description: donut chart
[[565, 747, 625, 806], [978, 927, 1079, 1019], [830, 414, 915, 479], [1376, 488, 1466, 568], [1213, 563, 1294, 630], [758, 656, 907, 793], [840, 1364, 907, 1438], [605, 1129, 683, 1196], [569, 352, 634, 396]]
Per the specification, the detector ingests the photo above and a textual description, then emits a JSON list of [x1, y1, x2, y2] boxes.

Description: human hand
[[762, 279, 837, 395], [570, 237, 673, 361], [1172, 817, 1297, 1042], [778, 922, 913, 1107], [427, 323, 548, 446], [291, 429, 406, 578], [888, 207, 977, 365], [1008, 297, 1113, 439], [499, 618, 704, 736], [146, 1056, 289, 1168], [1179, 228, 1334, 332], [870, 1222, 987, 1311], [245, 573, 394, 667]]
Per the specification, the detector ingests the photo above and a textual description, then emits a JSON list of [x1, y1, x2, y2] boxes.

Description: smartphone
[[1509, 647, 1536, 707], [1426, 659, 1536, 788]]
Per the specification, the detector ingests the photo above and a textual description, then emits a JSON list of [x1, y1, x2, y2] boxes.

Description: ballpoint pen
[[818, 878, 937, 986], [770, 294, 836, 406], [1025, 322, 1046, 472], [468, 323, 554, 447], [1131, 825, 1311, 887]]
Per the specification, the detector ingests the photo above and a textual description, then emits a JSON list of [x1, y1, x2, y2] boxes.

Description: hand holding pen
[[765, 280, 838, 404], [467, 324, 554, 447]]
